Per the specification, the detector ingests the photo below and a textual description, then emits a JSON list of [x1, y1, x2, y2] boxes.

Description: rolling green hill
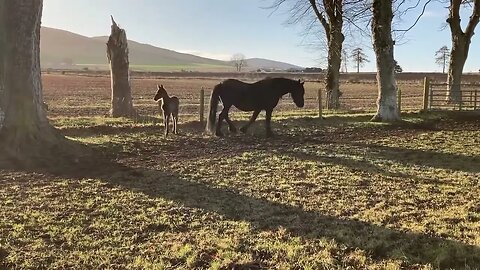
[[40, 27, 303, 72]]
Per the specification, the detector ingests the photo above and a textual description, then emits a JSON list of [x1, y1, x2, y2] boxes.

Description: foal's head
[[153, 84, 168, 101], [291, 79, 305, 108]]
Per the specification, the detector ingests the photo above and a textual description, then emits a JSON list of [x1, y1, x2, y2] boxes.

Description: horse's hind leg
[[173, 112, 178, 134], [216, 106, 231, 137], [265, 109, 274, 138], [225, 114, 237, 133], [240, 110, 260, 133]]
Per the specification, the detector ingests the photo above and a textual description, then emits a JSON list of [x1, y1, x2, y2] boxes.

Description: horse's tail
[[206, 83, 222, 134]]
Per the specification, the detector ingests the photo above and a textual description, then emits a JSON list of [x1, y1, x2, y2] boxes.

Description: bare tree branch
[[394, 0, 434, 33], [465, 0, 480, 38]]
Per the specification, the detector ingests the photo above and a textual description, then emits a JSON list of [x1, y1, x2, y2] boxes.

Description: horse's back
[[220, 79, 251, 89], [170, 96, 179, 115]]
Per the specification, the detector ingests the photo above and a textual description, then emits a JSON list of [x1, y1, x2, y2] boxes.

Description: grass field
[[1, 73, 479, 269]]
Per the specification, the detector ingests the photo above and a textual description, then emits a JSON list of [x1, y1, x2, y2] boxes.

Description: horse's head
[[153, 84, 166, 101], [291, 79, 305, 108]]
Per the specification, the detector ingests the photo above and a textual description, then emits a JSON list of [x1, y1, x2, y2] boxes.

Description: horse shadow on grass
[[35, 143, 480, 269]]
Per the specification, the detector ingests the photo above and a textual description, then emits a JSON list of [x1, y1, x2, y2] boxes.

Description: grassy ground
[[1, 111, 479, 269]]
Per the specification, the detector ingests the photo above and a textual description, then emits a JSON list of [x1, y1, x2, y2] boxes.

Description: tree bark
[[371, 0, 400, 122], [446, 0, 480, 103], [325, 24, 344, 110], [447, 35, 468, 103], [0, 0, 68, 167], [309, 0, 344, 110], [107, 16, 136, 117]]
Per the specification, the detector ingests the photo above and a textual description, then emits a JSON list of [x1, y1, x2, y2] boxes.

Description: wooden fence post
[[317, 88, 323, 119], [475, 89, 478, 110], [200, 87, 205, 124], [422, 77, 430, 111], [397, 87, 402, 116]]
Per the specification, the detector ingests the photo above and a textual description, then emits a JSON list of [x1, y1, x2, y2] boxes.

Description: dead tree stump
[[107, 16, 136, 117]]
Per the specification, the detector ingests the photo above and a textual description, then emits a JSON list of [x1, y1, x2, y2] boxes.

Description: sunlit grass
[[1, 111, 479, 269]]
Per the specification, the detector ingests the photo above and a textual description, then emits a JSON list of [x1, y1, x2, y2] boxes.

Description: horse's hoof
[[229, 127, 237, 133], [215, 131, 224, 137], [240, 127, 247, 133], [266, 132, 275, 138]]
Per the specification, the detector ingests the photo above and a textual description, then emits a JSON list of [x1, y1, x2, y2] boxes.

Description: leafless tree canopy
[[231, 53, 247, 72]]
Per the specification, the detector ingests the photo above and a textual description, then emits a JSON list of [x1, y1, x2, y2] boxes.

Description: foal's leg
[[164, 114, 170, 137], [173, 111, 178, 134], [265, 109, 274, 138], [240, 109, 260, 133]]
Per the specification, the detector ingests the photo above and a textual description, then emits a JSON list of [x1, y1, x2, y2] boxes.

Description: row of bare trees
[[271, 0, 480, 120]]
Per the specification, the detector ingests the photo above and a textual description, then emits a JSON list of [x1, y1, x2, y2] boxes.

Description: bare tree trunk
[[447, 35, 468, 103], [107, 16, 136, 117], [371, 0, 400, 122], [0, 0, 67, 166], [309, 1, 344, 110], [445, 0, 480, 103], [325, 27, 344, 110]]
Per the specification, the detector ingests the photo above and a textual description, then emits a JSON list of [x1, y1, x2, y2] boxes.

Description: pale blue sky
[[42, 0, 479, 72]]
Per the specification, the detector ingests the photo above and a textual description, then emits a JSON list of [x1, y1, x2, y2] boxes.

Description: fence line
[[425, 79, 480, 111], [190, 87, 426, 122]]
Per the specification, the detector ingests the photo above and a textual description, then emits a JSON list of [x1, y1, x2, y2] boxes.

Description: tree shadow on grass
[[351, 143, 480, 174], [58, 120, 206, 138], [4, 114, 479, 268], [272, 139, 480, 177], [34, 148, 480, 270]]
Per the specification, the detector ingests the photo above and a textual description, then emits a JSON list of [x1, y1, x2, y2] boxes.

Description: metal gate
[[425, 82, 479, 111]]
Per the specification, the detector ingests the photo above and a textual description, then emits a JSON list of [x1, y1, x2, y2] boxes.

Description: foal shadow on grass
[[39, 147, 480, 270]]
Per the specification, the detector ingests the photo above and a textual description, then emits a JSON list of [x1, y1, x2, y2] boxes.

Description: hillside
[[40, 27, 227, 68], [40, 27, 303, 71], [246, 58, 302, 70]]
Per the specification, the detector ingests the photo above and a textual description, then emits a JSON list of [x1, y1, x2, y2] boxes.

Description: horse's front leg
[[164, 114, 170, 137], [265, 109, 274, 138], [240, 109, 260, 133]]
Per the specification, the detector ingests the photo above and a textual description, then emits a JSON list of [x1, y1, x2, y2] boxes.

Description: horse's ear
[[157, 84, 161, 90], [301, 81, 305, 86]]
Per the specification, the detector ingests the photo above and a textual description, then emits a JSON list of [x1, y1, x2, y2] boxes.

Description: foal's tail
[[205, 83, 222, 134]]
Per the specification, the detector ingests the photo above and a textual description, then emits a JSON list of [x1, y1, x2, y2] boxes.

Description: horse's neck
[[274, 82, 292, 97], [161, 91, 170, 101]]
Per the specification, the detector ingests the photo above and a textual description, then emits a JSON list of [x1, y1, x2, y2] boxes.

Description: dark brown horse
[[206, 77, 305, 137], [154, 84, 179, 137]]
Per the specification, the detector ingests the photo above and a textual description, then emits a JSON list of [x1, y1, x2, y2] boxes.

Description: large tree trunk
[[445, 0, 480, 103], [325, 25, 344, 110], [446, 35, 468, 103], [371, 0, 400, 122], [0, 0, 68, 167], [308, 1, 344, 110], [107, 16, 136, 117]]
